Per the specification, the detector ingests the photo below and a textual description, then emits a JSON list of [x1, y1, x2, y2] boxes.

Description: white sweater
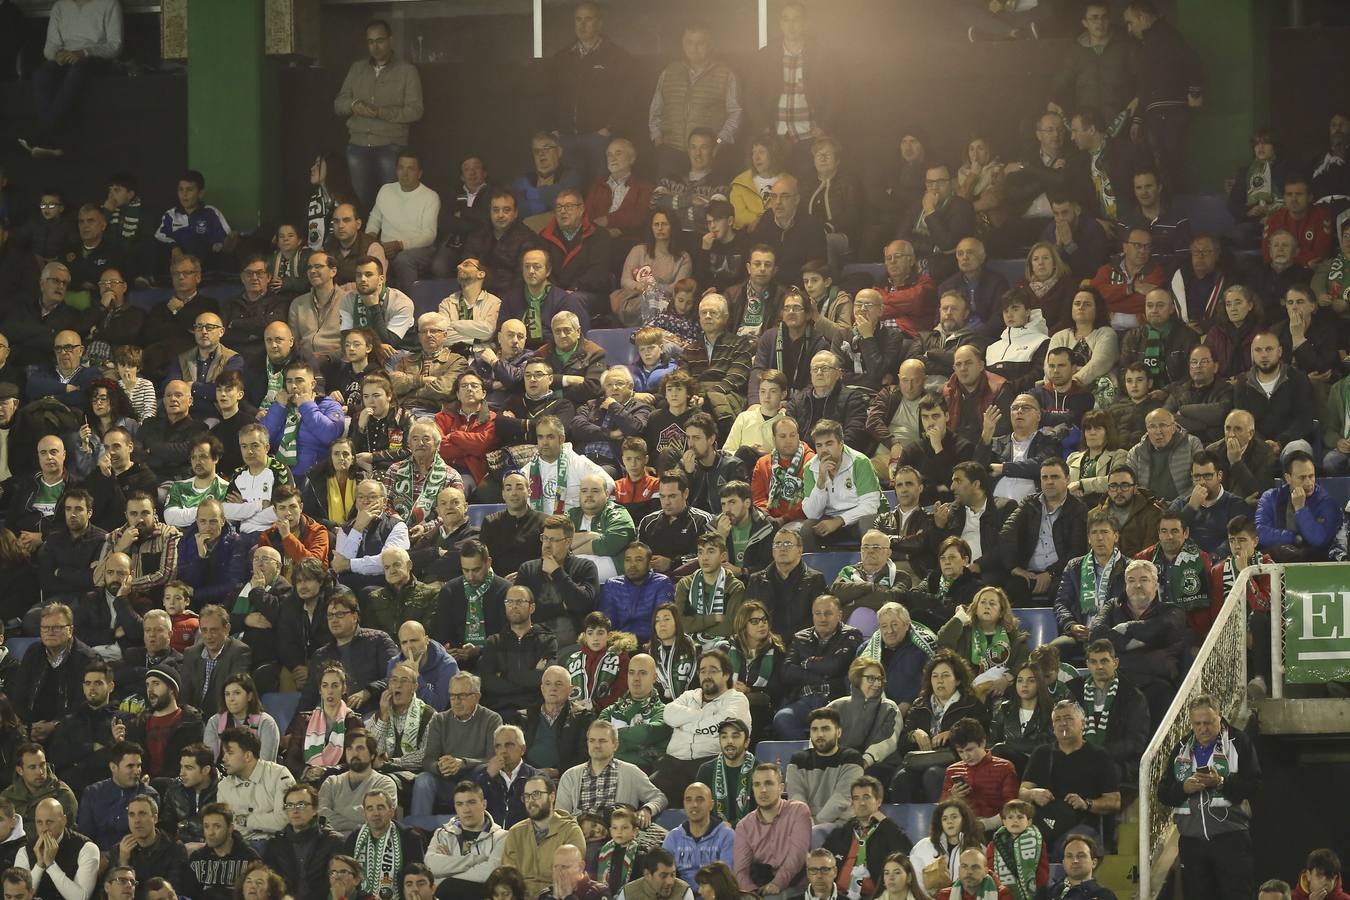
[[663, 687, 752, 760], [218, 759, 297, 842], [367, 182, 440, 249]]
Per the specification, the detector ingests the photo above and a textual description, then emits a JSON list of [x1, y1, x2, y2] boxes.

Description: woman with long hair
[[1018, 241, 1076, 334], [268, 222, 314, 298], [695, 860, 750, 900], [325, 329, 390, 414], [908, 799, 985, 895], [75, 378, 140, 473], [203, 673, 281, 763], [301, 437, 362, 530], [829, 656, 901, 772], [614, 208, 693, 325], [0, 529, 38, 624], [649, 277, 703, 349], [875, 851, 934, 900], [729, 135, 787, 231], [889, 650, 988, 803], [988, 662, 1055, 774], [308, 151, 356, 250], [726, 599, 784, 736], [936, 586, 1029, 699], [644, 602, 698, 701], [1066, 409, 1128, 507], [1047, 287, 1120, 409], [1204, 284, 1264, 377], [283, 659, 364, 781], [326, 855, 372, 900]]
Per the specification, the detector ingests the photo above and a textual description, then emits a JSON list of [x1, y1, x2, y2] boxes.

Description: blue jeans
[[33, 58, 100, 136], [347, 143, 402, 215], [773, 693, 831, 739], [410, 771, 454, 817]]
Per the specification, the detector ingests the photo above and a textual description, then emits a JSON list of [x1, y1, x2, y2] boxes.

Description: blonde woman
[[936, 586, 1029, 699], [1016, 241, 1077, 335]]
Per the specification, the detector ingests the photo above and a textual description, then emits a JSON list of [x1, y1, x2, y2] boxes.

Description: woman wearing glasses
[[827, 656, 902, 780], [725, 599, 784, 738]]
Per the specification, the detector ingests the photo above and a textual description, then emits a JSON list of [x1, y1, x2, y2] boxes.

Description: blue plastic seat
[[1174, 193, 1235, 239], [883, 489, 897, 510], [755, 740, 808, 776], [408, 279, 458, 316], [1321, 477, 1350, 509], [655, 809, 688, 830], [467, 503, 506, 527], [1015, 607, 1058, 648], [988, 258, 1024, 284], [5, 637, 37, 660], [128, 287, 173, 311], [261, 691, 301, 730], [882, 802, 935, 843], [588, 328, 637, 367], [842, 262, 885, 284], [847, 606, 879, 639], [804, 551, 859, 583], [402, 814, 451, 832]]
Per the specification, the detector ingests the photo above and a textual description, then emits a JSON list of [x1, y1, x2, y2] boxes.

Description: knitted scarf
[[597, 839, 642, 891], [860, 621, 937, 662], [654, 639, 697, 699], [1077, 550, 1121, 615], [1172, 721, 1238, 811], [952, 873, 1002, 900], [1328, 255, 1348, 302], [1141, 324, 1167, 383], [1221, 553, 1272, 612], [839, 559, 900, 587], [302, 703, 352, 765], [992, 826, 1044, 900], [462, 570, 495, 646], [353, 823, 404, 899], [351, 288, 386, 330], [276, 404, 300, 467], [970, 626, 1012, 672], [1082, 677, 1118, 747], [712, 751, 756, 825], [567, 646, 623, 706], [1149, 540, 1209, 611], [262, 360, 284, 410], [393, 455, 451, 522], [529, 451, 568, 513], [727, 642, 777, 689], [688, 568, 727, 616], [382, 696, 428, 757], [768, 444, 807, 507]]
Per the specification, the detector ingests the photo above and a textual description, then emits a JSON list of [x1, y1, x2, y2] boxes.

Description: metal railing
[[1135, 564, 1274, 899]]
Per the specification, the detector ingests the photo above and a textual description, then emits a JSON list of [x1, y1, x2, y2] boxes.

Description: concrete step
[[1097, 853, 1137, 898]]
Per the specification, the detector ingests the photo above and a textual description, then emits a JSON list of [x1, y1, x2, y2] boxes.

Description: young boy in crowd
[[162, 581, 200, 652], [565, 611, 631, 713], [986, 798, 1048, 900], [352, 373, 411, 473], [644, 369, 701, 473], [1209, 514, 1275, 696], [597, 805, 647, 893], [1105, 363, 1165, 448], [154, 169, 231, 273], [20, 189, 74, 263], [631, 326, 681, 401], [724, 368, 788, 467], [613, 437, 661, 522]]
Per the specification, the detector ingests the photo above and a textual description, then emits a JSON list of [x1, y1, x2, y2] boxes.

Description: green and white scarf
[[597, 838, 642, 890], [1082, 677, 1118, 747], [462, 571, 494, 646], [393, 455, 451, 522], [952, 873, 1002, 900], [1327, 255, 1348, 302], [713, 751, 756, 825], [726, 642, 777, 690], [529, 450, 568, 513], [1150, 540, 1209, 611], [261, 360, 284, 411], [384, 696, 428, 758], [1245, 159, 1276, 210], [991, 826, 1044, 900], [970, 626, 1012, 672], [654, 639, 697, 700], [1141, 324, 1168, 384], [1172, 721, 1238, 813], [860, 620, 937, 661], [276, 404, 300, 467], [566, 646, 623, 706], [768, 444, 806, 507], [688, 568, 727, 616], [838, 559, 900, 587], [743, 289, 767, 329], [352, 287, 386, 330], [353, 823, 404, 900], [1077, 550, 1121, 616]]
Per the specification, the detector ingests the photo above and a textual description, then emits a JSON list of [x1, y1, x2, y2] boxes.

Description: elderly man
[[875, 240, 938, 338], [409, 671, 502, 817], [1156, 694, 1261, 900], [537, 188, 612, 306], [1126, 407, 1204, 503], [12, 798, 99, 900], [1089, 559, 1188, 721], [223, 254, 289, 361], [944, 344, 1013, 445], [5, 263, 85, 368], [473, 724, 538, 828], [389, 312, 469, 415], [532, 842, 601, 900], [25, 329, 99, 407], [365, 550, 443, 644], [583, 137, 654, 239], [556, 719, 665, 825], [939, 237, 1009, 336], [178, 606, 249, 719], [800, 419, 882, 552], [1091, 229, 1168, 330], [998, 458, 1088, 607], [363, 660, 435, 776], [380, 420, 464, 525], [339, 256, 415, 349], [834, 287, 911, 393], [522, 665, 595, 780], [1116, 289, 1198, 396], [1163, 344, 1234, 446], [868, 358, 929, 465], [598, 652, 672, 772], [1256, 449, 1343, 563], [682, 293, 753, 431], [832, 528, 914, 613], [471, 318, 532, 408], [261, 360, 343, 483], [976, 392, 1062, 504], [896, 164, 975, 284], [332, 479, 411, 592], [138, 380, 208, 483], [748, 175, 827, 284], [537, 311, 606, 406], [648, 23, 741, 176], [775, 594, 862, 740], [1019, 701, 1121, 859], [1204, 408, 1276, 506], [787, 350, 871, 454], [8, 434, 77, 551], [512, 132, 584, 221], [570, 366, 652, 475]]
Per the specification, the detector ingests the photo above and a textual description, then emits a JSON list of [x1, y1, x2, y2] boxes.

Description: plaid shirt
[[577, 759, 619, 813], [775, 47, 814, 140], [681, 332, 751, 398]]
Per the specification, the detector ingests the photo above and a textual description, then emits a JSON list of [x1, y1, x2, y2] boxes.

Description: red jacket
[[435, 405, 498, 484], [751, 443, 815, 521], [940, 752, 1020, 819], [1293, 873, 1350, 900], [584, 176, 655, 234], [614, 471, 660, 505], [943, 370, 1010, 437], [1207, 554, 1273, 614], [1263, 205, 1335, 266], [1090, 258, 1168, 317], [256, 515, 330, 572], [878, 271, 938, 335]]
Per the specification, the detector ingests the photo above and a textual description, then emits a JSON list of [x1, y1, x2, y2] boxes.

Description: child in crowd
[[1104, 363, 1164, 448], [724, 368, 788, 467], [111, 343, 159, 420], [351, 373, 411, 473], [1209, 514, 1275, 696], [613, 437, 661, 522], [986, 798, 1048, 900], [596, 805, 646, 893], [564, 611, 632, 713], [630, 326, 680, 401], [154, 169, 232, 274], [162, 581, 200, 652], [644, 369, 701, 473], [649, 277, 703, 349], [19, 189, 75, 262]]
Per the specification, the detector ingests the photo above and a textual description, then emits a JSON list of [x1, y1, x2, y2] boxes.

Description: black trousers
[[1178, 829, 1254, 900]]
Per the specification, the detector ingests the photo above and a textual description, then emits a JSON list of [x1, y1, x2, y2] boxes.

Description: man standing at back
[[545, 3, 634, 185], [648, 23, 742, 179]]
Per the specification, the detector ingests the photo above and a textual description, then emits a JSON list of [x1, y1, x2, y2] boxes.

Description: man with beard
[[317, 733, 398, 838], [475, 475, 545, 582], [261, 784, 343, 900], [1071, 641, 1149, 790], [732, 763, 811, 894], [652, 650, 751, 808], [638, 473, 714, 577], [72, 551, 143, 664], [46, 661, 123, 794], [186, 803, 258, 900], [713, 481, 776, 578], [433, 540, 511, 665], [1088, 559, 1188, 721], [1234, 332, 1316, 462], [478, 585, 558, 713], [339, 256, 415, 349], [785, 708, 864, 826], [499, 776, 587, 898], [124, 666, 204, 781], [217, 728, 295, 846], [1088, 465, 1163, 559], [38, 489, 108, 607], [117, 795, 191, 894], [693, 721, 756, 829]]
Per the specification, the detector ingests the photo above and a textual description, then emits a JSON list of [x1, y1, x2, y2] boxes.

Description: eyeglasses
[[40, 203, 62, 210], [243, 269, 268, 279], [771, 541, 799, 549], [860, 544, 890, 552], [809, 364, 838, 373], [192, 323, 223, 332], [555, 202, 582, 211], [283, 802, 313, 810], [522, 790, 550, 800], [54, 344, 82, 352], [1106, 482, 1135, 491], [806, 867, 835, 875], [923, 178, 951, 187], [449, 692, 479, 700], [541, 535, 570, 544], [861, 674, 885, 683], [747, 616, 769, 625]]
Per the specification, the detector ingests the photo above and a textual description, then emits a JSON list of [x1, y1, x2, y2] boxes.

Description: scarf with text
[[462, 570, 494, 645], [353, 823, 404, 899], [859, 620, 937, 662], [393, 455, 451, 522], [351, 287, 387, 330], [1077, 549, 1121, 616], [382, 696, 428, 758], [1082, 677, 1118, 747], [970, 626, 1012, 672], [713, 750, 757, 825], [768, 443, 807, 506], [276, 405, 300, 467], [1149, 540, 1209, 611], [992, 825, 1044, 900], [567, 646, 623, 706], [655, 638, 697, 700], [529, 451, 567, 513]]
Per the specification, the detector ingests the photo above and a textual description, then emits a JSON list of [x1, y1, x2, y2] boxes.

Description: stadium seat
[[1321, 477, 1350, 509], [467, 503, 505, 527], [128, 287, 172, 311], [810, 822, 833, 849], [756, 740, 808, 775], [803, 551, 858, 583], [408, 279, 458, 316], [882, 802, 935, 842], [842, 262, 885, 284], [988, 258, 1024, 284], [848, 606, 879, 638], [5, 637, 37, 659], [883, 489, 897, 510], [1016, 607, 1058, 648], [261, 691, 301, 731], [655, 809, 688, 830], [403, 814, 451, 833], [588, 328, 637, 367], [1174, 193, 1235, 239]]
